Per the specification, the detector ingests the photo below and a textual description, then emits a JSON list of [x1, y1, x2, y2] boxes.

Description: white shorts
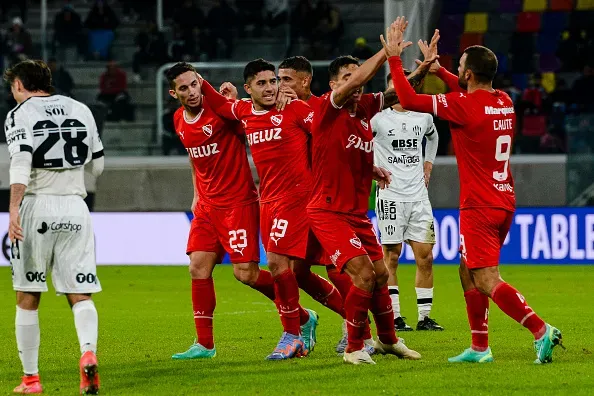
[[376, 198, 436, 245], [10, 195, 101, 295]]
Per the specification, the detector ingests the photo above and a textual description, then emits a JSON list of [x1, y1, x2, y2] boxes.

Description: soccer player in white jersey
[[4, 60, 104, 395], [372, 71, 443, 332]]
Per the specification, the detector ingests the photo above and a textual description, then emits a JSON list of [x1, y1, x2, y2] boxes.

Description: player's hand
[[276, 87, 297, 111], [373, 166, 392, 189], [423, 162, 433, 187], [219, 82, 238, 100], [196, 72, 204, 87], [8, 211, 23, 243], [414, 29, 441, 73], [380, 16, 413, 58]]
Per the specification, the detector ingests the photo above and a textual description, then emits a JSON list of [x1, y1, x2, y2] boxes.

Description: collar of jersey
[[251, 105, 270, 115], [183, 107, 205, 124]]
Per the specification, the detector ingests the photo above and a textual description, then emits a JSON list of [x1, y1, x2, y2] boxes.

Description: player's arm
[[4, 111, 33, 242], [332, 47, 393, 108], [381, 60, 432, 110], [200, 79, 239, 121], [423, 121, 438, 187], [189, 158, 198, 214], [435, 67, 463, 93], [291, 100, 315, 134], [86, 108, 105, 177], [414, 29, 464, 93]]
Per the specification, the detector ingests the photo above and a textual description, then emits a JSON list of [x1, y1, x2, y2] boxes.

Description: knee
[[374, 266, 389, 287], [189, 259, 211, 279], [350, 263, 376, 291], [233, 265, 259, 286], [384, 245, 401, 270], [417, 251, 434, 272]]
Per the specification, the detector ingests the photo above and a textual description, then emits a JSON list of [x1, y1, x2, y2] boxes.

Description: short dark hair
[[243, 58, 276, 83], [386, 69, 412, 85], [3, 60, 53, 93], [279, 56, 313, 75], [463, 45, 498, 84], [329, 55, 359, 80], [166, 62, 196, 89]]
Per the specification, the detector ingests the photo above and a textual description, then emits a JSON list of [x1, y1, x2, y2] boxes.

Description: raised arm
[[436, 67, 464, 93], [200, 79, 238, 120], [416, 29, 463, 93]]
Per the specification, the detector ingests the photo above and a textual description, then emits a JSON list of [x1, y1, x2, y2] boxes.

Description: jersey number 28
[[493, 135, 511, 181], [32, 119, 89, 168]]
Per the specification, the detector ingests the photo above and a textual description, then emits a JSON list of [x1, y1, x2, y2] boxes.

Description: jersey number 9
[[493, 135, 511, 181]]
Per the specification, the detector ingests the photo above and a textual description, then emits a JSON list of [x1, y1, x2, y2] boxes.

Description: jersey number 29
[[493, 135, 511, 181], [32, 119, 89, 168]]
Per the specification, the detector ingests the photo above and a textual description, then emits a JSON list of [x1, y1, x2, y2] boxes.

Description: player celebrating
[[166, 62, 284, 361], [306, 18, 422, 365], [4, 60, 104, 394], [201, 58, 341, 359], [383, 21, 563, 363], [372, 70, 443, 332]]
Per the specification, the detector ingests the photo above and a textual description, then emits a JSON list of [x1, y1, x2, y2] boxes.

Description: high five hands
[[380, 16, 440, 69]]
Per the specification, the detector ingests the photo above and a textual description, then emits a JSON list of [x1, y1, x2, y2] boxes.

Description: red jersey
[[173, 102, 258, 208], [306, 94, 324, 111], [388, 56, 516, 212], [201, 81, 314, 203], [308, 91, 384, 215]]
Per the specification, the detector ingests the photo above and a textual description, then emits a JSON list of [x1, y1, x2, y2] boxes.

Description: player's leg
[[378, 199, 410, 330], [409, 240, 443, 330], [12, 197, 50, 394], [173, 203, 219, 359], [383, 243, 411, 331], [470, 209, 563, 364]]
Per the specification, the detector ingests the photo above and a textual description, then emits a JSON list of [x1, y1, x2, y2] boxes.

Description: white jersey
[[4, 95, 104, 197], [372, 108, 436, 202]]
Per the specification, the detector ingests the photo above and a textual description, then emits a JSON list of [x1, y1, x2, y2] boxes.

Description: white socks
[[388, 286, 400, 318], [416, 287, 433, 322], [15, 306, 40, 375], [72, 300, 98, 355]]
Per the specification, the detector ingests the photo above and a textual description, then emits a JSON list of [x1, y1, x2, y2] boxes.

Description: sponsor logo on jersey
[[26, 271, 46, 282], [270, 114, 283, 126], [5, 127, 27, 144], [346, 134, 373, 153], [178, 130, 185, 140], [391, 139, 418, 150], [186, 143, 220, 158], [493, 182, 514, 192], [241, 119, 248, 128], [349, 237, 362, 249], [484, 106, 515, 116], [304, 112, 314, 124], [401, 123, 407, 132], [37, 221, 82, 234], [330, 250, 341, 264], [76, 273, 97, 284], [247, 128, 282, 146], [497, 99, 504, 105], [388, 154, 420, 166], [437, 93, 448, 108], [388, 129, 395, 136], [202, 124, 213, 136]]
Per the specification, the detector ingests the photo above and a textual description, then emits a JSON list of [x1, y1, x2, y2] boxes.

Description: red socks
[[296, 270, 346, 319], [250, 269, 276, 301], [192, 278, 216, 349], [464, 288, 489, 352], [491, 282, 546, 339], [370, 285, 398, 345], [344, 285, 372, 352], [273, 269, 302, 336]]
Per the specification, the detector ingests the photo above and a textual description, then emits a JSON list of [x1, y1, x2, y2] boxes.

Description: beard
[[458, 75, 468, 90]]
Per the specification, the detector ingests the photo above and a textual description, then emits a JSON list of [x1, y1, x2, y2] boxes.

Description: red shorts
[[307, 208, 383, 271], [261, 192, 325, 260], [459, 208, 514, 269], [187, 201, 260, 263]]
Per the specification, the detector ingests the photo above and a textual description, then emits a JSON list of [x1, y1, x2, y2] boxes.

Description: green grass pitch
[[1, 265, 593, 395]]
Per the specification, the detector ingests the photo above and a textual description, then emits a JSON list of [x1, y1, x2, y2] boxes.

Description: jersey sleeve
[[289, 100, 314, 134], [315, 93, 341, 133], [370, 113, 381, 137], [4, 108, 33, 158], [201, 80, 239, 120], [86, 106, 104, 159], [432, 92, 470, 126]]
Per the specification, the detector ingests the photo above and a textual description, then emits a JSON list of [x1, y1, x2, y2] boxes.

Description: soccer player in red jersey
[[306, 28, 422, 364], [383, 19, 563, 363], [164, 62, 280, 360], [278, 56, 376, 353], [200, 59, 333, 360]]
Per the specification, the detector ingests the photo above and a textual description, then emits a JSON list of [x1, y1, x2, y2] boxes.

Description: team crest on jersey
[[202, 124, 213, 136], [270, 114, 283, 126], [360, 119, 369, 130], [413, 125, 421, 136], [349, 237, 362, 249]]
